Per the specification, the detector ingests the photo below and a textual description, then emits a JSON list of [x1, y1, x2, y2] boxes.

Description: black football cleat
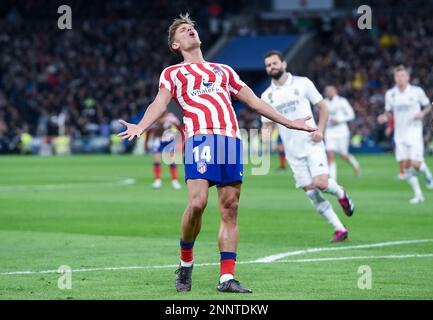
[[175, 265, 193, 292], [217, 279, 252, 293]]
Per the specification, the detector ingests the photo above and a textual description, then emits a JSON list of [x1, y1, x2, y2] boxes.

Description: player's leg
[[277, 136, 286, 172], [326, 150, 337, 180], [404, 141, 424, 203], [398, 161, 407, 180], [395, 142, 409, 180], [152, 152, 162, 189], [339, 137, 361, 176], [407, 160, 424, 203], [176, 178, 209, 292], [215, 136, 251, 293], [325, 137, 337, 180], [290, 154, 348, 242], [419, 159, 433, 189], [304, 182, 348, 242], [166, 143, 181, 190], [310, 144, 355, 216]]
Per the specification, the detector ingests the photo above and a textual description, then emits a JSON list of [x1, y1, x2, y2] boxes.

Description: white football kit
[[385, 84, 430, 162], [324, 95, 355, 155], [261, 73, 328, 188]]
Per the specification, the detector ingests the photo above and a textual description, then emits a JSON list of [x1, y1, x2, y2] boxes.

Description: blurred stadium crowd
[[308, 7, 433, 148], [0, 0, 432, 154]]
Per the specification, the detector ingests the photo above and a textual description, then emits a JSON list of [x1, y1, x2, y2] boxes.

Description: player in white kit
[[260, 51, 355, 242], [324, 86, 361, 180], [378, 65, 432, 204]]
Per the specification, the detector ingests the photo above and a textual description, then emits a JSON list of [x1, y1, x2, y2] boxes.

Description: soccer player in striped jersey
[[117, 14, 316, 293], [378, 65, 432, 203]]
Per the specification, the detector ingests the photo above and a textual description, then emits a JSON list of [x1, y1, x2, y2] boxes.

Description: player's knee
[[189, 197, 207, 215], [220, 197, 239, 219], [315, 180, 329, 191]]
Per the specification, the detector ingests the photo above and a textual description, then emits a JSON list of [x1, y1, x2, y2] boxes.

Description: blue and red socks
[[154, 162, 161, 180], [220, 251, 236, 283], [180, 239, 194, 267]]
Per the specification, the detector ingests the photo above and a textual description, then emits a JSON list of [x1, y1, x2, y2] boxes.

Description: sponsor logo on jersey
[[268, 92, 273, 103], [213, 67, 223, 75], [294, 88, 300, 96], [202, 80, 214, 88]]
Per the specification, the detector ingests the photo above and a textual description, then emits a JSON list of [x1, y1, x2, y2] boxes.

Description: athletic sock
[[170, 163, 178, 180], [329, 161, 337, 180], [420, 161, 433, 184], [323, 178, 345, 199], [180, 239, 194, 267], [306, 189, 345, 231], [220, 252, 236, 283], [154, 162, 161, 180], [279, 152, 286, 169], [407, 168, 423, 198], [348, 154, 360, 169]]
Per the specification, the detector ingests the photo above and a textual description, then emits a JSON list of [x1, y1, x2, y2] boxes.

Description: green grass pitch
[[0, 154, 432, 299]]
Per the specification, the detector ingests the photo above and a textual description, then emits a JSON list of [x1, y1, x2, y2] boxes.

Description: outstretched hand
[[288, 116, 317, 132], [117, 119, 144, 141]]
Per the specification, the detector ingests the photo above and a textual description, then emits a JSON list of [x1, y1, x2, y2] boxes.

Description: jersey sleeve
[[417, 87, 430, 106], [384, 91, 393, 112], [223, 65, 247, 96], [304, 78, 323, 105], [159, 67, 175, 95], [341, 98, 355, 122]]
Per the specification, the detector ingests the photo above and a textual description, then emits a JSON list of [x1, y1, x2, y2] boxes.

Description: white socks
[[306, 189, 345, 231], [407, 168, 423, 199], [220, 273, 234, 284], [180, 260, 193, 267], [329, 162, 337, 180], [324, 178, 345, 199], [348, 155, 360, 169], [420, 162, 433, 183]]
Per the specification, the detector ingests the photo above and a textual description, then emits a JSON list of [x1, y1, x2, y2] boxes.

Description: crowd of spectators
[[307, 8, 433, 147], [0, 0, 246, 153], [1, 1, 433, 154]]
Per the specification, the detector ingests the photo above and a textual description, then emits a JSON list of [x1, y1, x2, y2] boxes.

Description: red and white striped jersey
[[159, 62, 246, 139]]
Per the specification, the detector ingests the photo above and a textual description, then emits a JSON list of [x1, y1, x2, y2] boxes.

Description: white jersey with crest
[[385, 84, 430, 143], [324, 95, 355, 139], [261, 73, 323, 158]]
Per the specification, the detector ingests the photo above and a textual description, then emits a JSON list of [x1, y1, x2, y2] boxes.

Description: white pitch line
[[1, 253, 433, 276], [254, 239, 433, 263]]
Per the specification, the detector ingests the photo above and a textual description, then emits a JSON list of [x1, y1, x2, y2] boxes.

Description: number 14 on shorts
[[193, 145, 212, 163]]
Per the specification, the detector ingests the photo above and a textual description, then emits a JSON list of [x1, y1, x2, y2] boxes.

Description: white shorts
[[325, 136, 350, 155], [395, 140, 424, 162], [287, 142, 329, 188]]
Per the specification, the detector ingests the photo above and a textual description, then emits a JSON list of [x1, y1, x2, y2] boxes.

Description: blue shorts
[[277, 135, 283, 144], [184, 134, 243, 187], [152, 139, 175, 154]]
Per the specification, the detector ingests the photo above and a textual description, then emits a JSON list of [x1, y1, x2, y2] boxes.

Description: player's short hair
[[393, 65, 408, 74], [168, 13, 196, 55], [264, 50, 284, 62]]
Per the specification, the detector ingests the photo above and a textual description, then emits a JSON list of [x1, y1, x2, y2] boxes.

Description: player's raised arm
[[236, 85, 317, 132], [118, 88, 172, 141]]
